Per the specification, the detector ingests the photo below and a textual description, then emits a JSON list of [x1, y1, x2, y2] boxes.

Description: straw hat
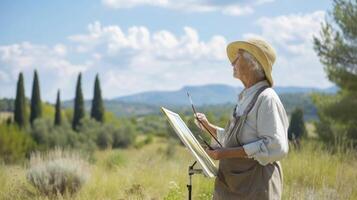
[[227, 38, 276, 86]]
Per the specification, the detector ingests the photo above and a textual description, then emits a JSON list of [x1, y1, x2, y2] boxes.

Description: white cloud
[[69, 21, 227, 62], [0, 21, 232, 101], [0, 42, 88, 77], [53, 44, 67, 57], [250, 11, 325, 55], [243, 11, 332, 88], [222, 5, 254, 16], [102, 0, 274, 16], [0, 42, 90, 100], [102, 0, 168, 9], [67, 21, 231, 97], [0, 70, 9, 82], [0, 12, 334, 102]]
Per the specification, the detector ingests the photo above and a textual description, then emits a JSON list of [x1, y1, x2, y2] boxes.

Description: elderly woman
[[195, 38, 289, 200]]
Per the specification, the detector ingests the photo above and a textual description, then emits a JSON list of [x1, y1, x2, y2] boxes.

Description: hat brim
[[227, 41, 274, 87]]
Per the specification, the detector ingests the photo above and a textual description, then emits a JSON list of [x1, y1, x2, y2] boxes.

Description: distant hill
[[1, 84, 338, 119], [114, 84, 338, 106]]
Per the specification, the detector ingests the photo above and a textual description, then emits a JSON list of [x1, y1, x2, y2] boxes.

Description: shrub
[[26, 148, 90, 196], [96, 131, 113, 149], [134, 134, 154, 149], [112, 122, 136, 148], [0, 124, 36, 164], [104, 151, 126, 169], [30, 118, 51, 147]]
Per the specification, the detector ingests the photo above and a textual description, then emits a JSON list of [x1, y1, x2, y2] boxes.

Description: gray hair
[[242, 51, 266, 79]]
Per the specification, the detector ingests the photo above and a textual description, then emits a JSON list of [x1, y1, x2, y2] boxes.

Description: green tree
[[72, 73, 85, 130], [54, 89, 62, 126], [91, 74, 105, 122], [313, 0, 357, 146], [14, 72, 28, 128], [288, 108, 307, 140], [0, 124, 36, 163], [30, 70, 42, 125]]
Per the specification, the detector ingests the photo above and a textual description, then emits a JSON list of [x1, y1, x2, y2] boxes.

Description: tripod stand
[[187, 161, 203, 200]]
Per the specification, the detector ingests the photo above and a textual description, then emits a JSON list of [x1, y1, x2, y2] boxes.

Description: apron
[[213, 86, 283, 200]]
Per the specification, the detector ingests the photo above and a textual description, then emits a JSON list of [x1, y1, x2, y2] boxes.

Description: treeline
[[0, 71, 135, 164], [11, 71, 105, 129]]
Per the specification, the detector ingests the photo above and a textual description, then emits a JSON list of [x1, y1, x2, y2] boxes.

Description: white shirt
[[216, 80, 289, 166]]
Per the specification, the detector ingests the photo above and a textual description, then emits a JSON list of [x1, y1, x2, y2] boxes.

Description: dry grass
[[0, 137, 356, 200]]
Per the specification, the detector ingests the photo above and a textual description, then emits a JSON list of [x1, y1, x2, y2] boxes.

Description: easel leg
[[187, 161, 197, 200], [187, 174, 192, 200]]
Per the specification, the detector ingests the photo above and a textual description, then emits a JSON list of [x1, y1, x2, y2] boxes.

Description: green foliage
[[313, 0, 357, 147], [311, 93, 355, 148], [134, 135, 154, 149], [54, 90, 62, 126], [314, 0, 357, 91], [26, 148, 90, 196], [76, 118, 136, 149], [288, 108, 307, 140], [91, 74, 105, 123], [0, 124, 36, 163], [112, 120, 136, 148], [72, 73, 85, 130], [104, 151, 126, 169], [14, 72, 28, 128], [97, 131, 113, 149], [30, 70, 42, 125]]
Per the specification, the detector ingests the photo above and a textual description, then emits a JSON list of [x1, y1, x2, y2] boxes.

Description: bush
[[104, 151, 126, 169], [30, 118, 52, 147], [26, 148, 90, 196], [134, 135, 154, 149], [0, 124, 36, 163], [97, 131, 113, 149], [28, 117, 136, 154], [112, 122, 136, 148]]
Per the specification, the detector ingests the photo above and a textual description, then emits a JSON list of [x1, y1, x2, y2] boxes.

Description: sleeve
[[242, 96, 289, 166], [210, 126, 225, 148], [216, 126, 225, 143]]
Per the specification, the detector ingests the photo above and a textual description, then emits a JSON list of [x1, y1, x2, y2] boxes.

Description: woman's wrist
[[218, 147, 247, 159]]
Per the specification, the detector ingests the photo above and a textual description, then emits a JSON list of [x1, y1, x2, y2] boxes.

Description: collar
[[238, 80, 269, 101]]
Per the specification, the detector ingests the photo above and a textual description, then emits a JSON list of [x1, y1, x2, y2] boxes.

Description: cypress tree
[[30, 70, 42, 125], [288, 108, 307, 140], [91, 74, 105, 122], [14, 72, 27, 128], [54, 89, 62, 126], [72, 73, 85, 130]]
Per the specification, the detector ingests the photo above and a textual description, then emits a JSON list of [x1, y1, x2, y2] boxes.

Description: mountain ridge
[[113, 84, 338, 106]]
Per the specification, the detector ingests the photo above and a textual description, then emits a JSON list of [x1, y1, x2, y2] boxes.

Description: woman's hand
[[205, 147, 248, 160], [194, 112, 210, 130]]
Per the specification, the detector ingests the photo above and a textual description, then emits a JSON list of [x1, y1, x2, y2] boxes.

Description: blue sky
[[0, 0, 333, 102]]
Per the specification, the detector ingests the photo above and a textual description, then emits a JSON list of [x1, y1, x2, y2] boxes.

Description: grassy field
[[0, 136, 357, 200]]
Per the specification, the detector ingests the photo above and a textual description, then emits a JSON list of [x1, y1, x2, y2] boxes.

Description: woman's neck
[[242, 76, 265, 88]]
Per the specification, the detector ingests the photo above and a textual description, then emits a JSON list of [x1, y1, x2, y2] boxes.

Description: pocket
[[225, 164, 257, 194]]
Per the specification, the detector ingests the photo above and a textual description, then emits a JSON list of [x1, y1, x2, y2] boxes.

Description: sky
[[0, 0, 334, 103]]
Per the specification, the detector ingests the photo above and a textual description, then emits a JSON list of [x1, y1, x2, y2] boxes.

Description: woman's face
[[231, 50, 250, 80]]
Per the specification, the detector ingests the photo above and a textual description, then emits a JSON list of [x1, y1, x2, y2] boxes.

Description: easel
[[187, 161, 203, 200]]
